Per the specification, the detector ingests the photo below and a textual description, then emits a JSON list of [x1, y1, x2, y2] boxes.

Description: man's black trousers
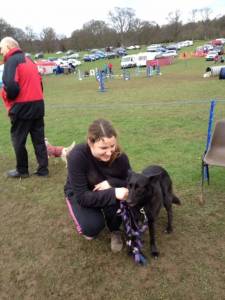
[[10, 117, 48, 174]]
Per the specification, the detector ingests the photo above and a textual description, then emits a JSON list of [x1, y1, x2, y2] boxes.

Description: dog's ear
[[148, 171, 161, 183], [126, 169, 133, 181], [71, 141, 76, 148]]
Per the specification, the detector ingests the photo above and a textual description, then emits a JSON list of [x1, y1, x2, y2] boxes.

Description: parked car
[[94, 51, 106, 59], [115, 47, 127, 56], [105, 51, 117, 59], [147, 44, 162, 52], [147, 46, 166, 53], [25, 52, 32, 58], [67, 53, 80, 59], [166, 44, 180, 51], [34, 52, 44, 59], [205, 51, 219, 61], [92, 53, 101, 60], [213, 46, 224, 55], [161, 50, 178, 58], [67, 58, 81, 66], [83, 54, 96, 62], [178, 40, 193, 47], [66, 50, 74, 55], [126, 45, 136, 50], [48, 57, 58, 61], [211, 39, 223, 46]]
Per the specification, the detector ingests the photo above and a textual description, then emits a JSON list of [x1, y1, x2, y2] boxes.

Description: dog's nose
[[126, 198, 133, 206]]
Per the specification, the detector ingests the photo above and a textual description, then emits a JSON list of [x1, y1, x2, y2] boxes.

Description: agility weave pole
[[118, 201, 148, 266], [200, 99, 216, 204]]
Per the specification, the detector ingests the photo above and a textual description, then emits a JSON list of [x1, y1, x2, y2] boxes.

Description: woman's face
[[88, 136, 117, 162], [0, 43, 9, 56]]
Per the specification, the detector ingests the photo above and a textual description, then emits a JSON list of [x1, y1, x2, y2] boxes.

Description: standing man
[[0, 37, 48, 178], [108, 62, 113, 75]]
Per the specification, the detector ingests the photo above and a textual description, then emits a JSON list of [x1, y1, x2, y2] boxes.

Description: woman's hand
[[115, 187, 129, 201], [93, 180, 111, 191]]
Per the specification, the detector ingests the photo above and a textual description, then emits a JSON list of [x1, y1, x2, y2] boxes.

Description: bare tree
[[190, 9, 199, 23], [25, 26, 37, 41], [2, 10, 225, 53], [13, 28, 26, 42], [199, 7, 213, 39], [20, 26, 37, 52], [70, 20, 117, 50], [200, 7, 212, 22], [40, 27, 57, 53], [0, 18, 15, 40], [166, 10, 182, 41], [108, 7, 136, 44], [57, 35, 69, 52]]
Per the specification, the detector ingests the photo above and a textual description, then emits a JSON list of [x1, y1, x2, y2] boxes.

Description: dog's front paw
[[165, 226, 173, 234], [151, 245, 159, 258]]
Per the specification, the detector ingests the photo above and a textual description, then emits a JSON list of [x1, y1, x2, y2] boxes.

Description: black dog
[[126, 165, 181, 258]]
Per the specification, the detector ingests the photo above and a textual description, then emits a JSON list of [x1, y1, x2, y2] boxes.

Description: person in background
[[0, 37, 48, 178], [214, 54, 219, 63], [108, 62, 113, 74], [64, 119, 130, 252]]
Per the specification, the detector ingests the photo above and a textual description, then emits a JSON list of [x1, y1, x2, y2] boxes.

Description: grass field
[[0, 50, 225, 300]]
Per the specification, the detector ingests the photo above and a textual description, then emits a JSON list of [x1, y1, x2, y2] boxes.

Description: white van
[[136, 52, 162, 67], [121, 54, 137, 69]]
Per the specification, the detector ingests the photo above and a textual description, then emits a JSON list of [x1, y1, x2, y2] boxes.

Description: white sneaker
[[83, 235, 94, 240], [111, 231, 123, 253]]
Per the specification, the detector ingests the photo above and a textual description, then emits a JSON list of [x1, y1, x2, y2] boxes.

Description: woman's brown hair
[[87, 119, 121, 162]]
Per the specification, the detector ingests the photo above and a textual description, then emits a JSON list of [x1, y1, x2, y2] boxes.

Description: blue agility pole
[[96, 70, 106, 92], [206, 100, 216, 151], [203, 99, 216, 183], [146, 65, 152, 77], [123, 69, 130, 80]]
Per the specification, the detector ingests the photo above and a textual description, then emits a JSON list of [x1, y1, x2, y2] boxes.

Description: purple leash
[[117, 201, 148, 265]]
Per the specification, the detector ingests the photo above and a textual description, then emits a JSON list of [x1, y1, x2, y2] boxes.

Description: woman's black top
[[64, 143, 131, 208]]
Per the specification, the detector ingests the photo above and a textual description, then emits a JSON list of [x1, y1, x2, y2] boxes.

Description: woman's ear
[[87, 138, 92, 147]]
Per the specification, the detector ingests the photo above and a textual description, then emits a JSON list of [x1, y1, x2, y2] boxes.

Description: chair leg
[[201, 159, 205, 186], [206, 164, 210, 185], [201, 159, 210, 186], [201, 160, 210, 205], [200, 159, 206, 205]]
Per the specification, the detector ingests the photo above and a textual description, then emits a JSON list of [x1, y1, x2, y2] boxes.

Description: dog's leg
[[163, 200, 173, 233], [161, 189, 173, 233], [160, 179, 174, 233], [144, 207, 159, 258], [149, 220, 159, 258]]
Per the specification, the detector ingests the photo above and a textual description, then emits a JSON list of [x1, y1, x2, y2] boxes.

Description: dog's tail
[[172, 195, 181, 205], [44, 137, 49, 146]]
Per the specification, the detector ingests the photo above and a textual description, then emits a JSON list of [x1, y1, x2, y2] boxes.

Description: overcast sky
[[1, 0, 225, 37]]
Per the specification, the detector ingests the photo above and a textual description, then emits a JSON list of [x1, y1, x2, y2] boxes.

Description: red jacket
[[1, 48, 44, 118]]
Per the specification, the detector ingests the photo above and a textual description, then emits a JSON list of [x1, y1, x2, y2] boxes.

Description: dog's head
[[126, 170, 161, 207], [61, 141, 76, 159]]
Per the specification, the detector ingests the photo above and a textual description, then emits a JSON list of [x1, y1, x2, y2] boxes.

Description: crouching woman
[[64, 119, 130, 252]]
